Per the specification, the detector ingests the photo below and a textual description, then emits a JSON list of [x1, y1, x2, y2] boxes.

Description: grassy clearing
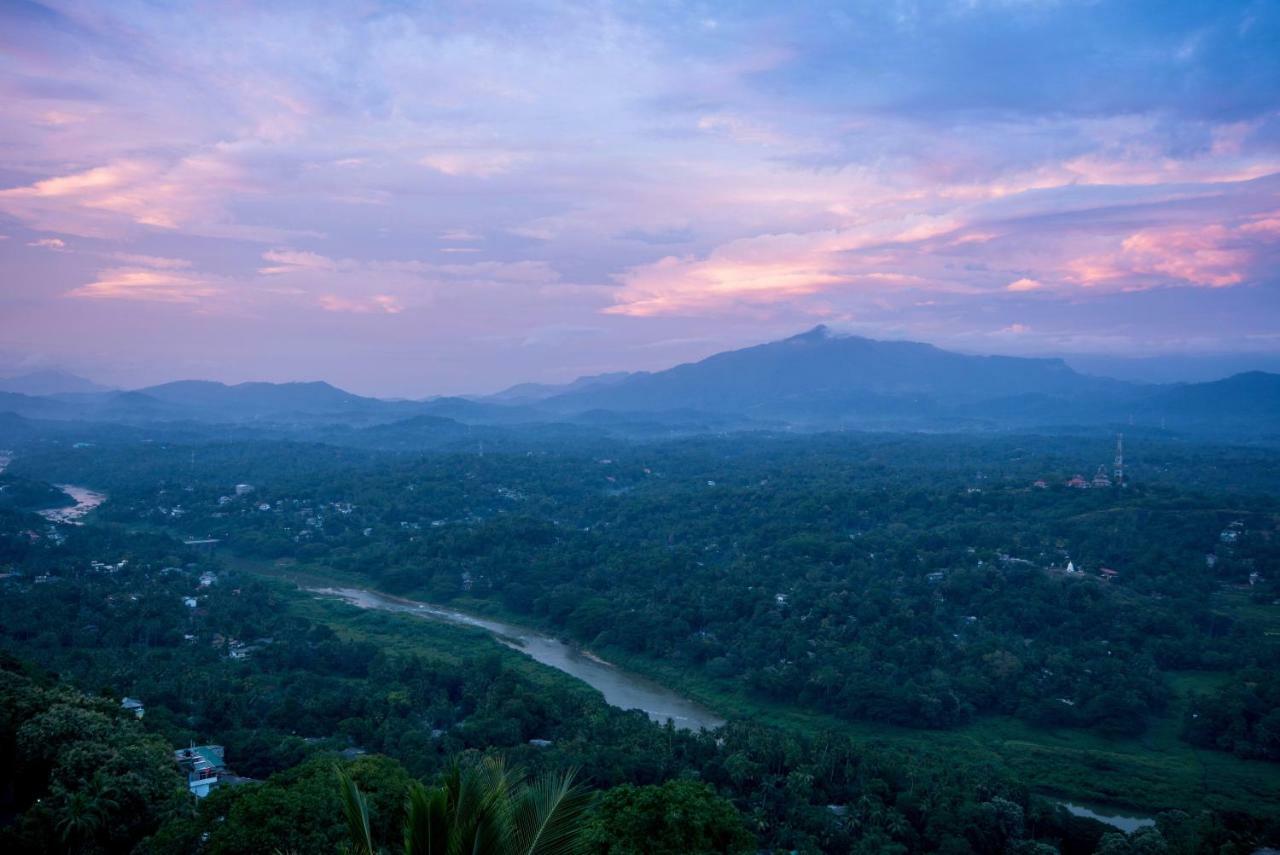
[[1213, 589, 1280, 647], [589, 645, 1279, 816], [282, 582, 607, 707]]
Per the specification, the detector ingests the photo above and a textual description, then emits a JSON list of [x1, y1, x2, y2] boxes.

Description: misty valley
[[0, 330, 1278, 854], [6, 0, 1280, 849]]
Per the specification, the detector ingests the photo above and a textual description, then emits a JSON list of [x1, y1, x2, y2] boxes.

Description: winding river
[[39, 484, 107, 525], [1056, 801, 1156, 834], [309, 586, 725, 731]]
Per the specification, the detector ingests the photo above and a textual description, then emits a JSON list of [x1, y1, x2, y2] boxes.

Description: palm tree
[[339, 756, 592, 855], [55, 774, 120, 852], [56, 789, 105, 848], [53, 773, 121, 852]]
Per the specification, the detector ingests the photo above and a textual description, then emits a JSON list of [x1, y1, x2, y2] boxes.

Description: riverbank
[[30, 483, 107, 525], [231, 553, 1280, 819], [1056, 801, 1155, 834], [307, 584, 724, 730]]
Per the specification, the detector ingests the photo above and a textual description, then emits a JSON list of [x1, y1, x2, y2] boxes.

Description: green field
[[588, 642, 1278, 818]]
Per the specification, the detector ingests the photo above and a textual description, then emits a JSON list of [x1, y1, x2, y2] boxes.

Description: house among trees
[[175, 744, 228, 798]]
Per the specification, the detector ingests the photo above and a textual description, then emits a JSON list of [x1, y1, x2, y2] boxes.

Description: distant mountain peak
[[0, 369, 110, 396], [542, 326, 1126, 418], [487, 370, 637, 404], [788, 324, 834, 342]]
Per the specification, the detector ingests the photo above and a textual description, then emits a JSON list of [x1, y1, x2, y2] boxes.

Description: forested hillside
[[1, 428, 1277, 852]]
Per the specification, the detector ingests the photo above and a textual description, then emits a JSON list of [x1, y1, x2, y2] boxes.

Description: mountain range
[[0, 327, 1275, 440], [534, 327, 1127, 417], [0, 369, 111, 397]]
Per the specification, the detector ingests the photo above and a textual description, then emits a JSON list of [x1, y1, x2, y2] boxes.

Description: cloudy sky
[[1, 0, 1278, 395]]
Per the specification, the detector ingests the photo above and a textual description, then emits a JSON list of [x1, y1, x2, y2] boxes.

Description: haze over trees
[[0, 329, 1277, 852], [0, 330, 1276, 441]]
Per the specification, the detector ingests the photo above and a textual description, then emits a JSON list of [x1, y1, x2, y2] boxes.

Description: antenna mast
[[1113, 434, 1124, 486]]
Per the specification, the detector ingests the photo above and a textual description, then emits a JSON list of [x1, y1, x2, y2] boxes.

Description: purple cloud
[[0, 0, 1276, 395]]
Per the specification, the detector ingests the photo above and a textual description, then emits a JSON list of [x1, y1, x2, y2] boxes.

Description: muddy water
[[38, 484, 106, 525]]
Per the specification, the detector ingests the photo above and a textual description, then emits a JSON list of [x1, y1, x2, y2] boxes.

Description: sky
[[1, 0, 1278, 397]]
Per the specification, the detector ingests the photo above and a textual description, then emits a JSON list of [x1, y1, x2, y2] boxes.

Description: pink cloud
[[1006, 277, 1041, 292], [420, 150, 524, 178], [1063, 216, 1276, 290], [27, 237, 66, 249], [439, 229, 481, 242], [1119, 226, 1247, 287], [0, 161, 171, 235], [1239, 213, 1280, 237], [606, 216, 963, 316], [259, 249, 340, 275], [0, 153, 252, 238], [318, 294, 403, 314], [67, 268, 223, 303], [108, 253, 192, 269]]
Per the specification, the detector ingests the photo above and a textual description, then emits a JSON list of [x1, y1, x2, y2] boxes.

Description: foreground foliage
[[340, 756, 591, 855], [581, 779, 752, 855], [0, 657, 188, 853], [1, 429, 1278, 852]]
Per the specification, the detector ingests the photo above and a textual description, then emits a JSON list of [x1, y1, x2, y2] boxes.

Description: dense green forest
[[20, 433, 1276, 737], [1, 429, 1278, 852], [0, 505, 1145, 853], [0, 473, 73, 512]]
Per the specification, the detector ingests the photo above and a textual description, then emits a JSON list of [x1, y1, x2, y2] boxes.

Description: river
[[309, 586, 725, 731], [38, 484, 107, 525], [1056, 800, 1156, 834]]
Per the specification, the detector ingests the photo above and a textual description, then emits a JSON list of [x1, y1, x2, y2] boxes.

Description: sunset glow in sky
[[2, 0, 1279, 395]]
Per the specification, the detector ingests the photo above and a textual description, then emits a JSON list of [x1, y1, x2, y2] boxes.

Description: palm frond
[[510, 768, 592, 855], [337, 766, 377, 855], [339, 755, 592, 855], [453, 756, 516, 855], [403, 782, 448, 855]]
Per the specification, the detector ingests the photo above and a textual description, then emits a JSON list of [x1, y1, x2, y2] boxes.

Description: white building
[[174, 745, 227, 798]]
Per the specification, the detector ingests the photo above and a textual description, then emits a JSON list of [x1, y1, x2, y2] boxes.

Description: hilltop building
[[1061, 437, 1128, 490], [175, 745, 226, 798]]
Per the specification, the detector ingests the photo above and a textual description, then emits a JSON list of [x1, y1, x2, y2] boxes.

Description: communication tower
[[1113, 434, 1124, 486]]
